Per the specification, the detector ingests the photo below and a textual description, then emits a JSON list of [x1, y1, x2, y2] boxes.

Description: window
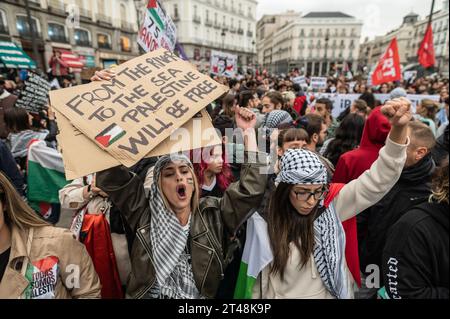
[[206, 10, 209, 21], [48, 22, 67, 42], [0, 10, 7, 34], [98, 0, 105, 12], [97, 33, 111, 49], [214, 12, 218, 24], [75, 28, 91, 46], [16, 15, 40, 37], [120, 36, 131, 52], [174, 4, 179, 19], [120, 3, 127, 22]]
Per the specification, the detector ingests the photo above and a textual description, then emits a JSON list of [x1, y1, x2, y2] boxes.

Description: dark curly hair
[[323, 113, 365, 166]]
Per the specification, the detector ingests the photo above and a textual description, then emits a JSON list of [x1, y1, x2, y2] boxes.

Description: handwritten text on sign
[[49, 49, 228, 167]]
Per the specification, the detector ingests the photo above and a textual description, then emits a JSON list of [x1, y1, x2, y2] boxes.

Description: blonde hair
[[0, 172, 49, 230], [157, 165, 200, 215], [419, 99, 439, 120]]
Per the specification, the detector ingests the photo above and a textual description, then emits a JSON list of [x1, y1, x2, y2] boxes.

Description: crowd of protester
[[0, 65, 448, 299]]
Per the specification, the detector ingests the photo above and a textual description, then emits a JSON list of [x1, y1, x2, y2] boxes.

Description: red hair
[[191, 145, 234, 192]]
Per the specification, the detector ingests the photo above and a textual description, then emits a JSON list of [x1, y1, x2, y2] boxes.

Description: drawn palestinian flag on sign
[[24, 256, 59, 299], [95, 123, 126, 147]]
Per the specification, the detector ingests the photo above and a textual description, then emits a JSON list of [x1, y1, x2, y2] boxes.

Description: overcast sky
[[256, 0, 443, 41]]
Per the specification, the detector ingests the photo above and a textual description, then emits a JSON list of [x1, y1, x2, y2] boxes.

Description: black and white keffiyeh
[[276, 148, 350, 299], [262, 110, 293, 128], [148, 154, 201, 299]]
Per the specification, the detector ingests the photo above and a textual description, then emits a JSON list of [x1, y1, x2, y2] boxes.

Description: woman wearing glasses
[[253, 97, 412, 299]]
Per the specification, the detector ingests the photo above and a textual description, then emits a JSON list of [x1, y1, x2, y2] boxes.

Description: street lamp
[[221, 29, 226, 50], [324, 33, 329, 76], [251, 39, 255, 68]]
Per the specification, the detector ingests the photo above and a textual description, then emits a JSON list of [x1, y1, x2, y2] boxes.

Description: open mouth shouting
[[176, 184, 188, 200]]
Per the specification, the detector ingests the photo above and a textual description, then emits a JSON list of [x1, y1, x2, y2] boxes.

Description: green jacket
[[96, 152, 267, 299]]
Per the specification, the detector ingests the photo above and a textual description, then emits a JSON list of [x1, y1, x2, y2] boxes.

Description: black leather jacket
[[97, 152, 267, 298]]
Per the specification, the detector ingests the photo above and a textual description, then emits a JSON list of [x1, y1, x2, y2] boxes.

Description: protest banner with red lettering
[[371, 38, 402, 85], [138, 0, 177, 52], [49, 48, 229, 168]]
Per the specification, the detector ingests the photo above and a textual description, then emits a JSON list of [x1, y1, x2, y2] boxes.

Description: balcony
[[75, 39, 91, 47], [121, 44, 132, 53], [18, 30, 42, 39], [229, 26, 237, 33], [247, 30, 253, 37], [79, 8, 92, 21], [214, 22, 221, 29], [193, 15, 201, 24], [97, 14, 112, 26], [173, 15, 180, 22], [205, 19, 213, 27], [121, 21, 135, 32], [237, 28, 244, 35], [47, 0, 66, 15], [49, 35, 69, 43], [0, 24, 8, 35], [98, 42, 112, 50]]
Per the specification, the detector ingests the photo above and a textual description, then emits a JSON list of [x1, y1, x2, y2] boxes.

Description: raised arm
[[96, 166, 148, 233], [219, 106, 268, 234], [335, 98, 412, 221]]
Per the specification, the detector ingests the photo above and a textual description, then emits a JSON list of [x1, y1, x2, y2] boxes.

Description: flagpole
[[427, 0, 435, 27], [426, 0, 436, 74]]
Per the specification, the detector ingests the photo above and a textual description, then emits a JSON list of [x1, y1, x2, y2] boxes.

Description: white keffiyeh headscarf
[[276, 148, 350, 299], [147, 154, 201, 299]]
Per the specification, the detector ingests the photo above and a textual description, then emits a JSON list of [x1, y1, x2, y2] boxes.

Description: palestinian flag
[[234, 212, 273, 299], [147, 0, 157, 8], [27, 140, 69, 222], [24, 256, 59, 299], [95, 123, 126, 147]]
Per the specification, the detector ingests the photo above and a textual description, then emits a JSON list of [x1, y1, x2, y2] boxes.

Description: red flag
[[147, 0, 157, 8], [418, 24, 436, 68], [371, 38, 402, 85]]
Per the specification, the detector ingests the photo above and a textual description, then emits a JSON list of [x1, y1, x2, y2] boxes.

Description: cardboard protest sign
[[210, 50, 237, 78], [50, 48, 228, 168], [55, 109, 222, 180], [15, 73, 51, 113], [310, 77, 327, 90], [314, 93, 440, 118], [138, 0, 177, 52]]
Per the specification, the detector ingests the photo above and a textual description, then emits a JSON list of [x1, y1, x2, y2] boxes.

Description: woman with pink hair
[[192, 145, 234, 198]]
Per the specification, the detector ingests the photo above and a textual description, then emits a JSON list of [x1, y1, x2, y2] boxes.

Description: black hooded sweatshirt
[[360, 153, 436, 271], [382, 200, 449, 299]]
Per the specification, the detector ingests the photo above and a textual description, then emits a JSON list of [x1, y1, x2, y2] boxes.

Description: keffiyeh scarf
[[148, 154, 201, 299], [275, 149, 350, 299]]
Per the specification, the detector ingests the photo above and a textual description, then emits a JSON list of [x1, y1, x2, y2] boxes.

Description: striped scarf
[[148, 154, 201, 299], [276, 149, 350, 299]]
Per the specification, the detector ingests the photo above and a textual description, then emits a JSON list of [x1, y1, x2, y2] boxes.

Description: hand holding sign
[[90, 69, 116, 81], [50, 48, 228, 169]]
